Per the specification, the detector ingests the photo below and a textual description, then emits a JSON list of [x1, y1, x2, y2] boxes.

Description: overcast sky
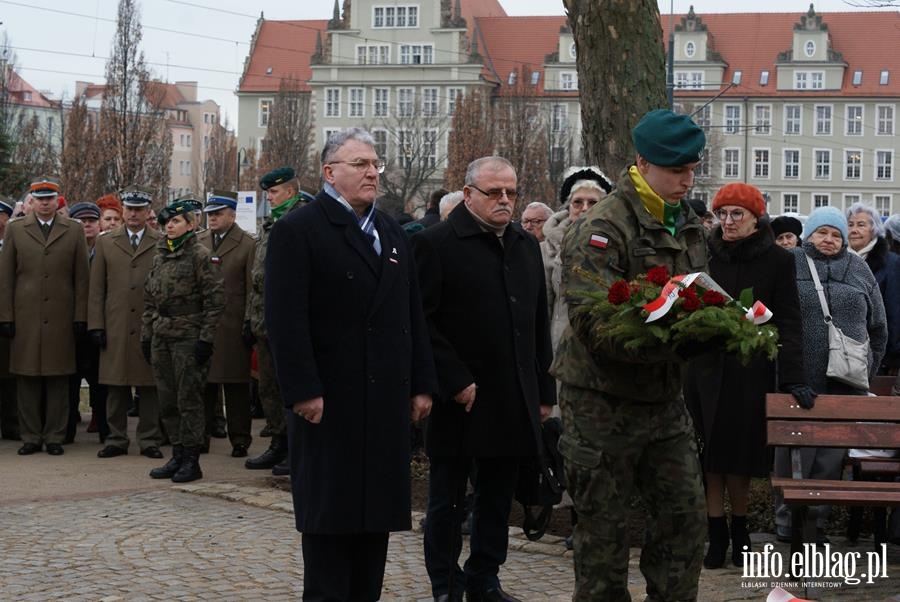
[[2, 0, 895, 126]]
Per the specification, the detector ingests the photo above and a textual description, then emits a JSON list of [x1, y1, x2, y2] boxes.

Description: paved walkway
[[0, 419, 898, 601]]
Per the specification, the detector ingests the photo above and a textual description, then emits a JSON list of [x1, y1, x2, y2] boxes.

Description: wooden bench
[[870, 374, 896, 396], [767, 393, 900, 597]]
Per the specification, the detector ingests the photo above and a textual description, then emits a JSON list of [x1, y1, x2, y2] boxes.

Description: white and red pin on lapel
[[389, 247, 399, 264]]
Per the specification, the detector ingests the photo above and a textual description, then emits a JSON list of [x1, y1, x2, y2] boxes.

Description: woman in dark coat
[[685, 183, 809, 570]]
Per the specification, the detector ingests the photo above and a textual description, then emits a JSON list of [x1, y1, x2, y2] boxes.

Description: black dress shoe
[[17, 442, 41, 455], [231, 444, 248, 458], [210, 424, 227, 439], [141, 447, 163, 459], [466, 588, 522, 602], [98, 445, 127, 458], [271, 459, 290, 476], [46, 443, 65, 456]]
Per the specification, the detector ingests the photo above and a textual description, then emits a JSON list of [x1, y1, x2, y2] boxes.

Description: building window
[[724, 105, 741, 134], [784, 105, 802, 135], [752, 149, 770, 179], [551, 104, 568, 133], [693, 105, 711, 132], [423, 129, 438, 168], [759, 70, 770, 86], [356, 45, 390, 64], [843, 194, 861, 209], [880, 70, 890, 85], [814, 149, 831, 180], [560, 71, 578, 91], [804, 40, 816, 57], [877, 105, 895, 136], [846, 105, 863, 135], [373, 5, 418, 28], [811, 73, 824, 89], [795, 72, 808, 90], [723, 148, 740, 179], [813, 194, 830, 208], [684, 41, 696, 58], [259, 99, 272, 127], [675, 71, 703, 89], [875, 195, 892, 217], [400, 44, 433, 65], [844, 149, 862, 180], [569, 42, 576, 59], [695, 150, 710, 178], [815, 105, 832, 135], [784, 149, 800, 179], [325, 88, 340, 118], [372, 129, 388, 161], [186, 134, 191, 147], [782, 193, 799, 214], [374, 88, 389, 117], [349, 88, 365, 118], [422, 88, 438, 117], [876, 150, 893, 180], [447, 87, 463, 116], [754, 105, 771, 134], [180, 134, 185, 147], [397, 129, 413, 168], [794, 71, 824, 90], [853, 70, 863, 86], [397, 87, 414, 117]]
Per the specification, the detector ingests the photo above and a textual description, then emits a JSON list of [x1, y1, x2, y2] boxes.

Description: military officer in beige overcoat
[[197, 191, 254, 457], [0, 178, 89, 456], [0, 198, 18, 440], [89, 187, 164, 459]]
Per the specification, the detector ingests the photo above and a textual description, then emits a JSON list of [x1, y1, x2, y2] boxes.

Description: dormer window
[[685, 41, 696, 58], [759, 71, 770, 86], [508, 71, 517, 85], [804, 40, 816, 57], [265, 67, 273, 75], [732, 70, 742, 85], [880, 70, 890, 85], [531, 71, 540, 85], [852, 70, 863, 86], [569, 42, 576, 60]]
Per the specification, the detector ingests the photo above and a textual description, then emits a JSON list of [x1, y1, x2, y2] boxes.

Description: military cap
[[632, 109, 706, 167], [203, 189, 238, 213], [68, 202, 101, 220], [158, 197, 197, 225], [0, 198, 13, 217], [30, 177, 61, 198], [259, 166, 295, 190], [120, 186, 154, 207]]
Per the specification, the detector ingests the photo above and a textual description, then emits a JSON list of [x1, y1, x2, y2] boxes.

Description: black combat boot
[[731, 515, 752, 568], [171, 447, 203, 483], [244, 434, 287, 470], [149, 445, 183, 479], [703, 515, 729, 569]]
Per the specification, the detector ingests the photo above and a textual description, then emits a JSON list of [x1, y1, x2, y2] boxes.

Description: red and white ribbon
[[767, 587, 812, 602], [746, 300, 773, 325]]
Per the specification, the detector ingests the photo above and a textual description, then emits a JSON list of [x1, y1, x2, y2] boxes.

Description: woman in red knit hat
[[684, 182, 813, 570], [96, 194, 124, 232]]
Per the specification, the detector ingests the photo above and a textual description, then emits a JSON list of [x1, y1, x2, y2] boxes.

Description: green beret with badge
[[259, 166, 295, 190], [158, 197, 198, 225], [632, 109, 706, 167]]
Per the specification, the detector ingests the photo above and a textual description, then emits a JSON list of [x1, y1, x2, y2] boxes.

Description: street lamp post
[[236, 147, 248, 191]]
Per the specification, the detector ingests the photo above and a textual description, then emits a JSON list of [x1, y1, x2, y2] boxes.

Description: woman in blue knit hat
[[772, 205, 888, 542]]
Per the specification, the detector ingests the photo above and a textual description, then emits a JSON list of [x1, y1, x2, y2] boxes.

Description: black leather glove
[[89, 329, 107, 349], [194, 340, 214, 365], [141, 340, 152, 364], [782, 383, 817, 410], [0, 322, 14, 338], [241, 320, 256, 348], [73, 321, 87, 337]]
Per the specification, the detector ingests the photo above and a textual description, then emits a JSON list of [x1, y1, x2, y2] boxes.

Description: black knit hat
[[559, 167, 615, 206], [771, 215, 803, 238]]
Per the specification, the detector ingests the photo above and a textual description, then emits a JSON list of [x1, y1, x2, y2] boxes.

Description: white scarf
[[850, 237, 877, 260]]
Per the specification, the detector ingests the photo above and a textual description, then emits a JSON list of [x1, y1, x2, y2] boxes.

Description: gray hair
[[884, 214, 900, 242], [321, 127, 377, 164], [464, 156, 515, 186], [439, 190, 464, 219], [523, 201, 552, 218], [846, 202, 885, 238]]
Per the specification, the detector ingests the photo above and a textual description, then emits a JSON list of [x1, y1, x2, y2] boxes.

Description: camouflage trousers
[[152, 338, 210, 449], [558, 384, 706, 602], [256, 339, 285, 436]]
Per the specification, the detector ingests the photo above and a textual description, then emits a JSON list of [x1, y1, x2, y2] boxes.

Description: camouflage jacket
[[550, 167, 708, 403], [247, 196, 307, 339], [142, 234, 225, 344]]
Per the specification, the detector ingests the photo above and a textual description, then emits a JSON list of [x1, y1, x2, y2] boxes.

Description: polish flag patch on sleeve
[[589, 234, 609, 249]]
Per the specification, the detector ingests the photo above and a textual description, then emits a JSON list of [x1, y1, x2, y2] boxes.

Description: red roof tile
[[475, 16, 567, 92], [145, 81, 187, 109], [238, 20, 329, 94], [4, 66, 56, 108]]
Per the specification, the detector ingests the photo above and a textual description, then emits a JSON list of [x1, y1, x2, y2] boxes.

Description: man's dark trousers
[[301, 532, 389, 601], [424, 456, 519, 597]]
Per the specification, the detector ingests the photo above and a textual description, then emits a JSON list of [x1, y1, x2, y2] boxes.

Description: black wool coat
[[684, 223, 805, 478], [265, 190, 437, 534], [411, 203, 556, 458]]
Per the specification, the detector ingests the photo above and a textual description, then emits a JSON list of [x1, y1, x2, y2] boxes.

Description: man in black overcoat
[[411, 156, 556, 602], [265, 127, 436, 601]]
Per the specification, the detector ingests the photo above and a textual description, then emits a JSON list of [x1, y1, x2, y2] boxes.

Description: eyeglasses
[[714, 209, 747, 223], [521, 218, 547, 227], [469, 184, 518, 202], [327, 159, 386, 174]]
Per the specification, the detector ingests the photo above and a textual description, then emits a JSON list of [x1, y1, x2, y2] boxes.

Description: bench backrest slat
[[768, 420, 900, 448], [766, 393, 900, 421]]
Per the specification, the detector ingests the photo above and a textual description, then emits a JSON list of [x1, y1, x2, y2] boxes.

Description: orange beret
[[712, 183, 766, 217]]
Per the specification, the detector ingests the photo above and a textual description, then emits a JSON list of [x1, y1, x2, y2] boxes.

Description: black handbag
[[514, 417, 565, 541]]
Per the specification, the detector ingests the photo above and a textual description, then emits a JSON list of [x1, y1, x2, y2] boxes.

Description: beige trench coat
[[88, 226, 161, 386], [0, 213, 89, 376], [197, 225, 254, 383]]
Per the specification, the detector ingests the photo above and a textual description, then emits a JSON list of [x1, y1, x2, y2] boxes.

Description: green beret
[[259, 166, 296, 190], [158, 198, 196, 225], [632, 109, 706, 167]]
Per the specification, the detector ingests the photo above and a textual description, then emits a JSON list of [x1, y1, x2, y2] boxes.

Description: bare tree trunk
[[563, 0, 667, 175]]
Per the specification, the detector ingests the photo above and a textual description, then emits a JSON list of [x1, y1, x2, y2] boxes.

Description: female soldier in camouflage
[[142, 199, 224, 482]]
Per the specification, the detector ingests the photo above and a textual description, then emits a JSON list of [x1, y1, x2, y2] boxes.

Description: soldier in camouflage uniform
[[244, 167, 312, 474], [142, 199, 225, 483], [551, 110, 709, 602]]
